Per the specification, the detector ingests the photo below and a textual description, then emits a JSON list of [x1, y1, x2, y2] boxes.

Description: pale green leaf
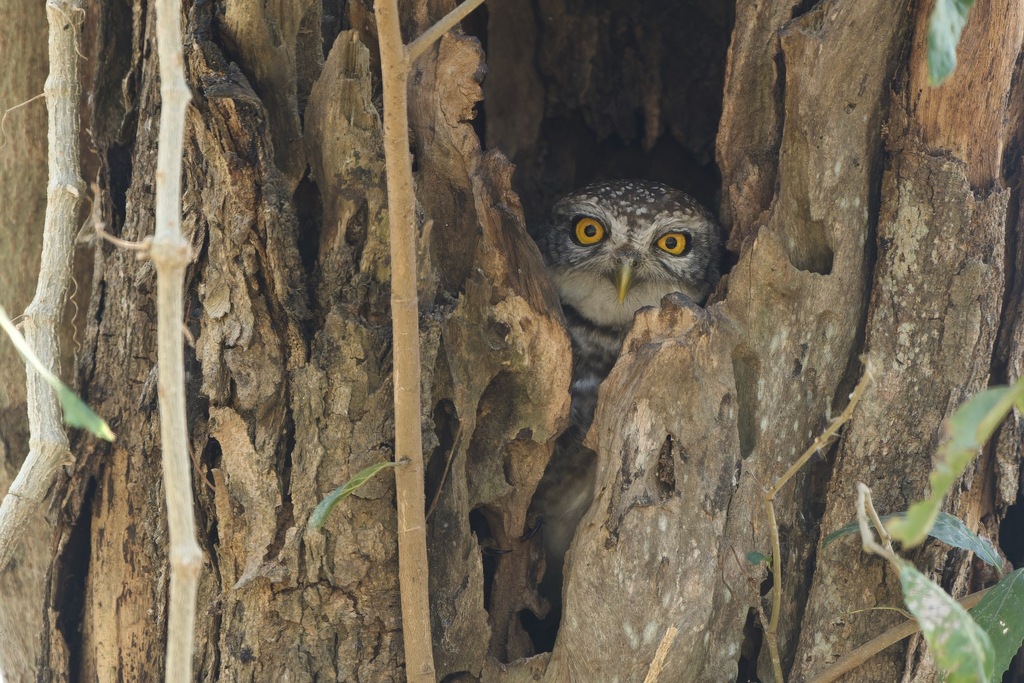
[[900, 562, 993, 682], [0, 304, 115, 441], [824, 511, 1000, 569], [308, 461, 402, 530], [889, 382, 1024, 547], [746, 551, 769, 565], [57, 385, 115, 441]]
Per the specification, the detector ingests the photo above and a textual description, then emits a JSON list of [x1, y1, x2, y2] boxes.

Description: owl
[[527, 179, 723, 645]]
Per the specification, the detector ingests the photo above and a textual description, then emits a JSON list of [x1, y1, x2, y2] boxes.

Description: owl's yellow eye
[[573, 217, 605, 246], [656, 231, 690, 256]]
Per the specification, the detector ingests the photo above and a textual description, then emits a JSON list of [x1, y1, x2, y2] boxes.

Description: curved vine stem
[[761, 358, 874, 681]]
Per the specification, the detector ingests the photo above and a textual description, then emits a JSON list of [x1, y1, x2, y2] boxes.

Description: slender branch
[[764, 500, 785, 683], [151, 0, 202, 680], [407, 0, 487, 62], [864, 486, 894, 554], [765, 499, 786, 679], [373, 0, 436, 679], [806, 585, 988, 683], [856, 483, 897, 562], [0, 92, 46, 152], [95, 221, 152, 252], [0, 0, 84, 571], [425, 422, 464, 521], [759, 359, 874, 681], [766, 359, 874, 499]]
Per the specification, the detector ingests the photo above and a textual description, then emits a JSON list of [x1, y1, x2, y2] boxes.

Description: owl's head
[[537, 180, 723, 330]]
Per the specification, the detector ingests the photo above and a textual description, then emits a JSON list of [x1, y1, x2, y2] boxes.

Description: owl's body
[[528, 180, 723, 643]]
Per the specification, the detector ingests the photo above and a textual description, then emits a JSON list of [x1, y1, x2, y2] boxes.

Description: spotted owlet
[[527, 179, 723, 640]]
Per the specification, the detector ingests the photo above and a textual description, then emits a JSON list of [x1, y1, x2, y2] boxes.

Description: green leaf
[[927, 513, 1002, 570], [308, 460, 403, 530], [57, 385, 116, 441], [927, 0, 975, 86], [824, 511, 1000, 569], [824, 514, 892, 549], [889, 383, 1024, 547], [0, 304, 115, 441], [746, 551, 769, 565], [970, 568, 1024, 682], [900, 562, 993, 682]]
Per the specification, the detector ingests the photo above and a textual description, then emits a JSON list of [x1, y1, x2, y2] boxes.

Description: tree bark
[[13, 0, 1023, 681]]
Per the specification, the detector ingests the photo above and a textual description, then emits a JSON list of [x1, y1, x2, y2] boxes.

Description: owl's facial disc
[[539, 180, 722, 329]]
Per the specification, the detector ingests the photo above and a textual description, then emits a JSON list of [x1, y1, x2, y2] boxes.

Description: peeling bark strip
[[28, 0, 1024, 682]]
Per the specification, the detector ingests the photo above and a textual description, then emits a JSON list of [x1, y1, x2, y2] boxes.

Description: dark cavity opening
[[469, 508, 500, 612], [480, 0, 733, 229]]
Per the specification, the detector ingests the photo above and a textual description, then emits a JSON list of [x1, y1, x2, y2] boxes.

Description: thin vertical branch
[[0, 0, 84, 570], [151, 0, 202, 680], [373, 0, 435, 679], [370, 1, 486, 677]]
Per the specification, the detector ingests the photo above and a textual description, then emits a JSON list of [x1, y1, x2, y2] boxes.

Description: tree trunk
[[16, 0, 1023, 681]]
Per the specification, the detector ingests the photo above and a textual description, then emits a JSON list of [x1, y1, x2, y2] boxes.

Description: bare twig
[[642, 626, 679, 683], [425, 422, 464, 520], [95, 221, 153, 253], [0, 92, 45, 152], [855, 483, 898, 563], [761, 358, 874, 682], [0, 0, 85, 572], [151, 0, 203, 679], [407, 0, 487, 62], [766, 358, 874, 499], [806, 587, 989, 683], [863, 484, 894, 554], [763, 498, 786, 683]]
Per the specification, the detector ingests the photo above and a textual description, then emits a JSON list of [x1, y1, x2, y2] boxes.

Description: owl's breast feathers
[[560, 302, 626, 437]]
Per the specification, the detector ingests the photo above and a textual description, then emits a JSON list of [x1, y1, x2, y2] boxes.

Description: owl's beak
[[614, 262, 634, 303]]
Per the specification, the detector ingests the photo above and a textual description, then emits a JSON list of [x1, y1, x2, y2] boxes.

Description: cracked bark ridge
[[403, 22, 572, 677], [791, 2, 1024, 679]]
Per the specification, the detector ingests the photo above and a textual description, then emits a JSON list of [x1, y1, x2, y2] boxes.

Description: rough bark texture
[[13, 0, 1024, 681]]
